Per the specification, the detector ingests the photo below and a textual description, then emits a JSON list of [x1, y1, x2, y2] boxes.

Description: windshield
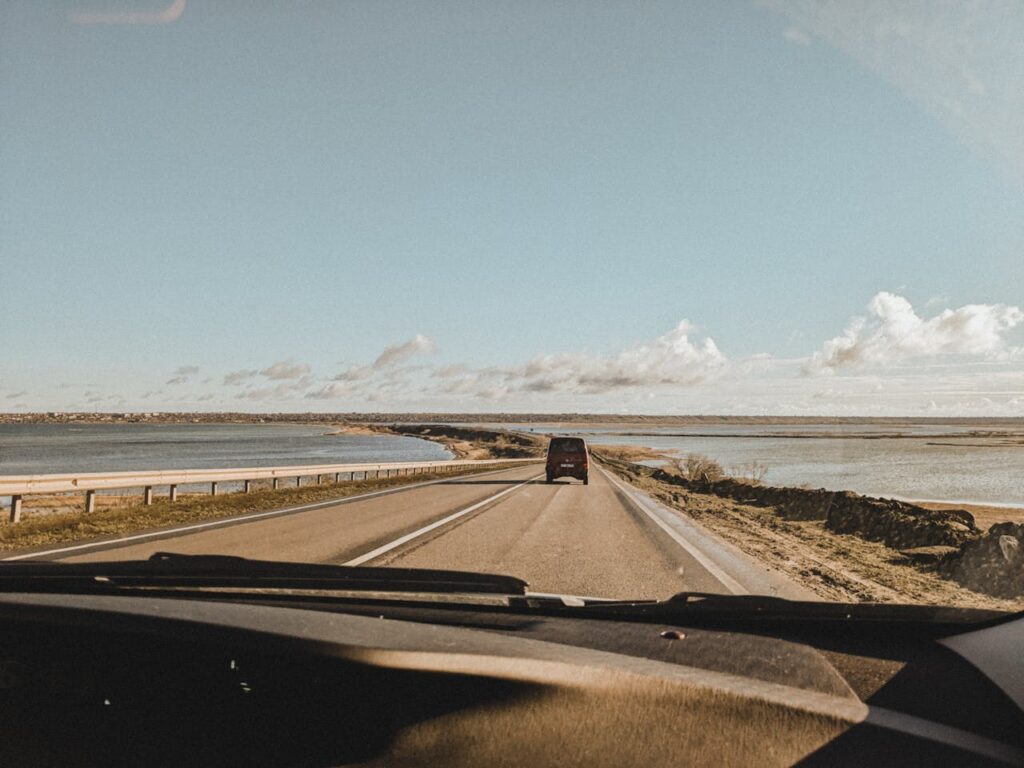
[[1, 1, 1022, 614], [548, 438, 586, 453]]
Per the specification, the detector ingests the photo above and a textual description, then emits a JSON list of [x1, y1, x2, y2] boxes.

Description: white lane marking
[[345, 474, 544, 566], [598, 466, 747, 595], [3, 465, 541, 562]]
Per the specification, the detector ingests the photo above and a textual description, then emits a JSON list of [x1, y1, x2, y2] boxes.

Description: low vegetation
[[672, 454, 725, 483], [727, 461, 769, 485]]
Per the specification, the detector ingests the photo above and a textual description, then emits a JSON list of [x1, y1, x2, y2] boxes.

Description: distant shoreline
[[4, 412, 1024, 427]]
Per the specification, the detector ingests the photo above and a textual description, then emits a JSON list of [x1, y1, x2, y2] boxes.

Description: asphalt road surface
[[26, 463, 811, 600]]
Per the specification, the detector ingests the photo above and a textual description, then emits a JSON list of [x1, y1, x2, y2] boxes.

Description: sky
[[2, 0, 1023, 415]]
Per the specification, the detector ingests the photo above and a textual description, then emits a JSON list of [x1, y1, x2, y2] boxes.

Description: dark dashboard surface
[[0, 592, 1020, 767]]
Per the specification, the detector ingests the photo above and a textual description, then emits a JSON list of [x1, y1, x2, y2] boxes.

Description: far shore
[[4, 412, 1024, 429]]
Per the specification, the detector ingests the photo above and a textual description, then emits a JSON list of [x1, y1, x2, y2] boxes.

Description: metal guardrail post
[[211, 482, 218, 496], [144, 486, 154, 505], [85, 490, 96, 514], [272, 478, 279, 490], [169, 484, 178, 502], [243, 480, 252, 493], [9, 495, 22, 523]]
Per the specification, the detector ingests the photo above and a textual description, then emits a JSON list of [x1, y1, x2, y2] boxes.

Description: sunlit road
[[35, 463, 808, 600]]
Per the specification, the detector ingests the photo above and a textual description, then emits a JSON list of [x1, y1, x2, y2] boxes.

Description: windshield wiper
[[0, 552, 528, 596], [529, 591, 1011, 628]]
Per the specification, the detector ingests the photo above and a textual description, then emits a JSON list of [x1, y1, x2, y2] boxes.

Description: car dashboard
[[0, 591, 1020, 767]]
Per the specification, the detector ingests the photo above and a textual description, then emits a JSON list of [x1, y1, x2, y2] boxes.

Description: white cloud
[[331, 334, 436, 383], [506, 320, 727, 395], [433, 364, 469, 379], [372, 334, 436, 369], [805, 292, 1023, 373], [304, 382, 354, 400], [223, 369, 259, 385], [320, 321, 727, 403], [332, 365, 374, 383], [259, 361, 311, 380]]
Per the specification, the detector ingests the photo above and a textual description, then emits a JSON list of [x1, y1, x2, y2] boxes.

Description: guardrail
[[0, 458, 540, 523]]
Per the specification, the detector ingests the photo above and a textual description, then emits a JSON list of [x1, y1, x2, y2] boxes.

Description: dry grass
[[0, 465, 512, 555], [601, 460, 1023, 612], [727, 461, 769, 485], [673, 454, 726, 483]]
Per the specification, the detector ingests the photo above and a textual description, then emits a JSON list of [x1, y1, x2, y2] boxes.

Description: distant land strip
[[2, 412, 1024, 427]]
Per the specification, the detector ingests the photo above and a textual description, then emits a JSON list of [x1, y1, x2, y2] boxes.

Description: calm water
[[0, 423, 450, 476], [495, 422, 1024, 506], [4, 421, 1022, 507]]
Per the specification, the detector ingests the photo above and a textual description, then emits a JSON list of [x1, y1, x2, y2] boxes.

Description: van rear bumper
[[546, 465, 588, 480]]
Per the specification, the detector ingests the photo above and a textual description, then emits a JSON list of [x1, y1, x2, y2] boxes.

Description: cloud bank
[[16, 294, 1022, 414], [259, 361, 312, 381], [508, 321, 726, 394], [805, 292, 1023, 373]]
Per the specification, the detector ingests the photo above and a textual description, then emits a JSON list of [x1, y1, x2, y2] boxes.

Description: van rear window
[[549, 438, 585, 452]]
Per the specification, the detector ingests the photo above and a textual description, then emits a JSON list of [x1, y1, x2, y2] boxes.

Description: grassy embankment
[[594, 446, 1024, 611]]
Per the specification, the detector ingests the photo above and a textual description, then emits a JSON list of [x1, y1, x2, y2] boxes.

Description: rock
[[998, 535, 1020, 563], [941, 523, 1024, 598], [899, 546, 959, 565]]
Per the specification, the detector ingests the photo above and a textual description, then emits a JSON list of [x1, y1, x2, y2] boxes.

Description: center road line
[[597, 465, 747, 595], [3, 465, 540, 562], [344, 473, 544, 566]]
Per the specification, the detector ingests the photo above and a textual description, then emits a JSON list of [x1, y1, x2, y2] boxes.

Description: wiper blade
[[558, 591, 1009, 627], [0, 552, 528, 596]]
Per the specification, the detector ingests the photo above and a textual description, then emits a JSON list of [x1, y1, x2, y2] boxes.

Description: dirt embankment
[[659, 472, 978, 549], [380, 425, 547, 460], [595, 453, 1023, 608]]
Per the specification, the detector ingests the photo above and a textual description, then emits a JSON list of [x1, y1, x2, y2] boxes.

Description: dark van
[[545, 436, 589, 485]]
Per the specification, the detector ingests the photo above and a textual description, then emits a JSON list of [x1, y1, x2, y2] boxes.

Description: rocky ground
[[594, 447, 1023, 611]]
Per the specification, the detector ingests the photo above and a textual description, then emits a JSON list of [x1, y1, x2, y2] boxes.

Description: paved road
[[40, 462, 809, 600]]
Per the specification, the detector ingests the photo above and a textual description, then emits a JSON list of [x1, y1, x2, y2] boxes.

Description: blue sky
[[2, 1, 1023, 414]]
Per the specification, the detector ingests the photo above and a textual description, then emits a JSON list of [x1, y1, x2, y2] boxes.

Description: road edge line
[[598, 465, 747, 595]]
